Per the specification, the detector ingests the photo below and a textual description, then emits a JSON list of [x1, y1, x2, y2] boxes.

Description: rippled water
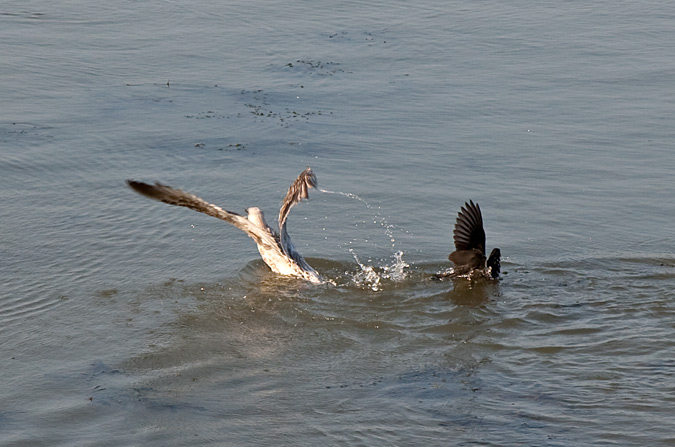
[[2, 1, 675, 445]]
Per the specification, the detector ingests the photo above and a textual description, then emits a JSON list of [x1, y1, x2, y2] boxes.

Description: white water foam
[[320, 189, 410, 290]]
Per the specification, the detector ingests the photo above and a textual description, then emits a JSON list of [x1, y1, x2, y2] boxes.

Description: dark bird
[[127, 168, 322, 283], [437, 200, 500, 280]]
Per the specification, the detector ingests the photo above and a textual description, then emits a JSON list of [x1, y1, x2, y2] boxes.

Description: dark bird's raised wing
[[453, 200, 486, 254]]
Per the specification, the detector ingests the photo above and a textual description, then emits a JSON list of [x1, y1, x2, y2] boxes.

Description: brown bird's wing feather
[[278, 167, 317, 231], [274, 168, 319, 277], [277, 168, 317, 259], [126, 180, 275, 246]]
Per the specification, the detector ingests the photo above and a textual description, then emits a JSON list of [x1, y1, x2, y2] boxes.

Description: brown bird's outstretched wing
[[126, 180, 275, 247], [452, 200, 486, 254]]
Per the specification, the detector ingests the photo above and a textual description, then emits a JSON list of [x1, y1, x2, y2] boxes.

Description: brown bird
[[127, 168, 322, 283], [438, 200, 500, 280]]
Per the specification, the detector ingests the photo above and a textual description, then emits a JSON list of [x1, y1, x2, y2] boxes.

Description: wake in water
[[320, 188, 410, 291]]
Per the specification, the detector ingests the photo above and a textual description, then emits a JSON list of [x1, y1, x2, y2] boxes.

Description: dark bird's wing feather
[[453, 200, 486, 254], [487, 248, 501, 279], [126, 180, 274, 246]]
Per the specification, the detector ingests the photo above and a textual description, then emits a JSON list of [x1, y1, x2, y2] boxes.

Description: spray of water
[[348, 248, 381, 291], [320, 188, 409, 290]]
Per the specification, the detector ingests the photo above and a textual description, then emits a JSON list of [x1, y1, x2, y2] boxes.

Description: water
[[2, 0, 675, 445]]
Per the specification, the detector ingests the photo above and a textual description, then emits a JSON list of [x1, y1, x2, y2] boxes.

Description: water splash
[[319, 188, 397, 248], [320, 188, 410, 290], [346, 249, 410, 291], [348, 248, 381, 291], [382, 250, 409, 282]]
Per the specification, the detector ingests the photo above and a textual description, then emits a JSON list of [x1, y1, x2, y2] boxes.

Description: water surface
[[2, 1, 675, 445]]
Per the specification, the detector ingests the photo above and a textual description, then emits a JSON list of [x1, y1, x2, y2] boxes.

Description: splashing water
[[382, 250, 409, 282], [347, 249, 409, 291], [320, 189, 410, 290], [348, 248, 381, 291], [319, 188, 397, 246]]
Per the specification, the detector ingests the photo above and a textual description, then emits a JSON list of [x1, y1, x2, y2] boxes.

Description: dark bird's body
[[127, 168, 322, 283], [438, 200, 500, 280]]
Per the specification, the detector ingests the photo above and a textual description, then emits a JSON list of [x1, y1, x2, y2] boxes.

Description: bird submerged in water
[[435, 200, 501, 280], [127, 168, 322, 284]]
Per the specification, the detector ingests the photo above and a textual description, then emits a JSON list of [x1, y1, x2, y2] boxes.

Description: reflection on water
[[442, 278, 498, 306]]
